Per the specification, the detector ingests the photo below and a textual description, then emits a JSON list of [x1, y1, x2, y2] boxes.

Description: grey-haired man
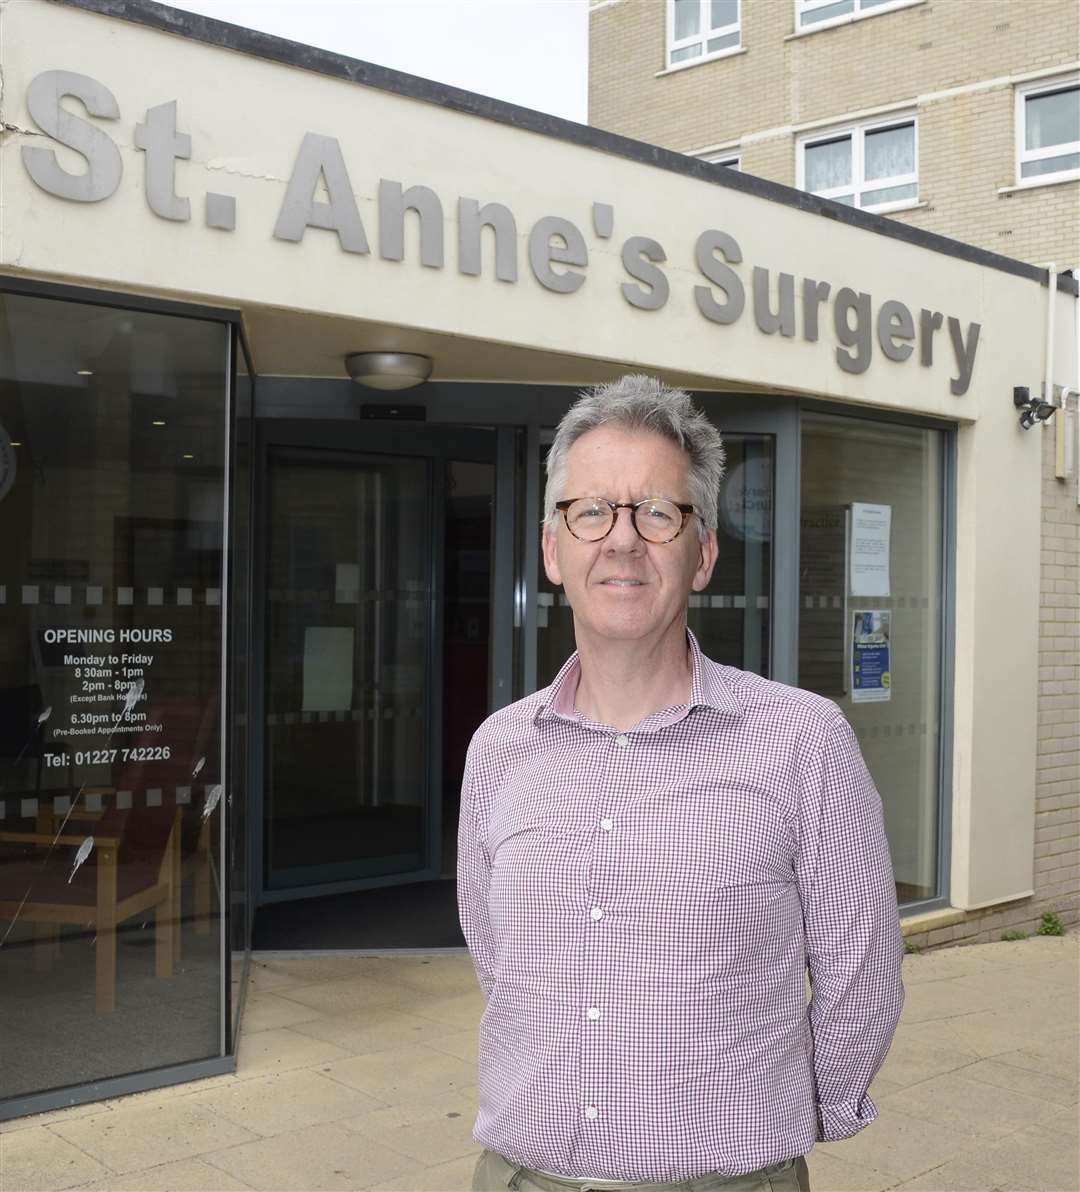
[[459, 375, 904, 1192]]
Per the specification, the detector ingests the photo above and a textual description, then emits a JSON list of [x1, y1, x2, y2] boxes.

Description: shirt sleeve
[[457, 744, 496, 998], [796, 712, 906, 1143]]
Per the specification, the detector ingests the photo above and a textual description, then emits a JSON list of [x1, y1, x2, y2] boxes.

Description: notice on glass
[[38, 626, 173, 768], [851, 610, 891, 703], [850, 502, 891, 597], [302, 627, 354, 712]]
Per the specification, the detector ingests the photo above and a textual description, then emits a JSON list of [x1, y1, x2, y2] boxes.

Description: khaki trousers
[[472, 1149, 812, 1192]]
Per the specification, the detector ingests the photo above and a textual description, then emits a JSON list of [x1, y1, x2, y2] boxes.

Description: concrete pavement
[[2, 935, 1077, 1192]]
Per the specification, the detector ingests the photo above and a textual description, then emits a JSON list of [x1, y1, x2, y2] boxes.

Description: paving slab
[[291, 1003, 459, 1056], [877, 1070, 1061, 1142], [48, 1100, 260, 1176], [182, 1068, 384, 1138], [73, 1156, 256, 1191], [201, 1120, 423, 1191], [0, 1125, 110, 1191]]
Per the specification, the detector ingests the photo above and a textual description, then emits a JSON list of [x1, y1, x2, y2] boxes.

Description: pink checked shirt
[[457, 631, 905, 1183]]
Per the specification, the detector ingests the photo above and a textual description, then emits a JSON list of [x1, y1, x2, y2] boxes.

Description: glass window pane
[[802, 0, 855, 25], [865, 123, 915, 180], [264, 452, 432, 889], [710, 0, 738, 30], [674, 0, 700, 40], [671, 42, 702, 63], [861, 0, 896, 8], [1021, 150, 1080, 178], [830, 193, 856, 205], [1026, 87, 1080, 151], [0, 291, 228, 1101], [707, 30, 740, 52], [799, 415, 944, 906], [805, 136, 852, 191], [860, 181, 918, 206]]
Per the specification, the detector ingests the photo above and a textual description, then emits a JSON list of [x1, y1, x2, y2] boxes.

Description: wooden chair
[[0, 803, 181, 1015]]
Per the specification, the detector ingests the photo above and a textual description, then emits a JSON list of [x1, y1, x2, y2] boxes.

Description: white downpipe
[[1044, 263, 1056, 416]]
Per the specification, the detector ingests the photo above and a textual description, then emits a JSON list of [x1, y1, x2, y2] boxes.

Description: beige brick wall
[[590, 0, 1080, 947]]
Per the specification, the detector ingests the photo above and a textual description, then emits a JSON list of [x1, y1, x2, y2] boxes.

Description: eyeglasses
[[555, 497, 698, 544]]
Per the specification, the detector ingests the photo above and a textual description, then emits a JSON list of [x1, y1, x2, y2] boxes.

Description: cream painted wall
[[0, 0, 1077, 909]]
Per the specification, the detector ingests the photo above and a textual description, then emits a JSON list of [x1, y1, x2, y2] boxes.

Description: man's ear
[[691, 528, 718, 593], [542, 522, 563, 587]]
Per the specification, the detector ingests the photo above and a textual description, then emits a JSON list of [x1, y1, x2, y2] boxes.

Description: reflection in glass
[[264, 451, 432, 889], [865, 123, 914, 180], [799, 414, 944, 905], [806, 136, 852, 191], [0, 291, 228, 1104], [228, 344, 253, 1043], [1025, 87, 1079, 151]]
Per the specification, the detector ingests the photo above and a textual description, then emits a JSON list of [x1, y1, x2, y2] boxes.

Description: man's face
[[542, 426, 718, 648]]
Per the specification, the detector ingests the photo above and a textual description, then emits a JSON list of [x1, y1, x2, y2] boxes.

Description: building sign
[[20, 70, 981, 395]]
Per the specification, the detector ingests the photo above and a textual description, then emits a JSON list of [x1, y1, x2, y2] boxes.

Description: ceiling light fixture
[[182, 453, 195, 460], [152, 419, 166, 427], [345, 352, 432, 391], [75, 369, 94, 377]]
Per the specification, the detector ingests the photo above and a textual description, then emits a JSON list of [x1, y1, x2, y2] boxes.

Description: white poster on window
[[302, 627, 354, 712], [849, 502, 891, 597]]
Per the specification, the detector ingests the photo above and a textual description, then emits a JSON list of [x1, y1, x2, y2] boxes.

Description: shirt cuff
[[816, 1093, 879, 1141]]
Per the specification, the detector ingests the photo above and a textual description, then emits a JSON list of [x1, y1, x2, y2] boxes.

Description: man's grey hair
[[544, 375, 726, 538]]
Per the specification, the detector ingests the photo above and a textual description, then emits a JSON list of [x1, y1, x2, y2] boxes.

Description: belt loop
[[506, 1165, 525, 1191]]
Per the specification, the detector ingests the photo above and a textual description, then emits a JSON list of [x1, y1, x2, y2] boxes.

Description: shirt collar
[[534, 629, 744, 726]]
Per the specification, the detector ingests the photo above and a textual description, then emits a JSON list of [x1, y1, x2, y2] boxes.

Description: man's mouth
[[600, 578, 644, 586]]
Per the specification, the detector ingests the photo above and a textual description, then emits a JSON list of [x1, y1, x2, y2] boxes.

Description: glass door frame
[[251, 418, 508, 906]]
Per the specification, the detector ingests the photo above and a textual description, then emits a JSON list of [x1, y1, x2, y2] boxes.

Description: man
[[458, 375, 905, 1192]]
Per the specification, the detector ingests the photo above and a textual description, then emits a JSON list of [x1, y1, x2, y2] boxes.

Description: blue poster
[[852, 609, 891, 703]]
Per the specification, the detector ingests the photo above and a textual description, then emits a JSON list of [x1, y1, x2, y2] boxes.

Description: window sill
[[784, 0, 926, 42], [655, 46, 747, 78], [998, 174, 1080, 195], [866, 199, 928, 216]]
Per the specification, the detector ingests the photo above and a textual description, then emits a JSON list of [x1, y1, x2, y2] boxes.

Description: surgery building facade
[[0, 0, 1076, 1120]]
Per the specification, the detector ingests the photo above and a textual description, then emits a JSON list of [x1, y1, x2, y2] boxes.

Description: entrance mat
[[252, 879, 465, 950]]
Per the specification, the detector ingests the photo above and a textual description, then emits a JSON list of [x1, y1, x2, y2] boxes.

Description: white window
[[668, 0, 740, 68], [796, 0, 918, 33], [1016, 77, 1080, 186], [798, 117, 917, 212], [706, 153, 741, 170]]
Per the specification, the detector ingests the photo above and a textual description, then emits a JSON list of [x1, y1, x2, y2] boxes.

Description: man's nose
[[604, 506, 643, 551]]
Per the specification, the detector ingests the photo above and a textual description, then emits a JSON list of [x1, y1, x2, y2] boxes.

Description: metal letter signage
[[18, 69, 984, 395]]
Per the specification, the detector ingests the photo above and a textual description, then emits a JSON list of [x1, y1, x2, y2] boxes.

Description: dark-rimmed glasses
[[555, 497, 698, 544]]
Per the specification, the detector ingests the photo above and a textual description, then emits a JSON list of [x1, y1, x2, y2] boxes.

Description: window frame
[[705, 152, 742, 170], [795, 0, 921, 34], [1014, 75, 1080, 189], [666, 0, 742, 70], [797, 114, 919, 214]]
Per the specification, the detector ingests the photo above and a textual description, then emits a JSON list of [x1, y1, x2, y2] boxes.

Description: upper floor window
[[707, 153, 742, 169], [798, 117, 917, 212], [668, 0, 741, 68], [796, 0, 918, 33], [1016, 77, 1080, 186]]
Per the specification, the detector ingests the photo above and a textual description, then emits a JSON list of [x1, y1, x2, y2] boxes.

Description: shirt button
[[599, 818, 613, 831], [590, 907, 604, 921], [585, 1106, 599, 1120], [586, 1007, 601, 1020], [615, 734, 629, 747]]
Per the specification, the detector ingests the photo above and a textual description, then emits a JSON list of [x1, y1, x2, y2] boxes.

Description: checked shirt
[[457, 631, 905, 1183]]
